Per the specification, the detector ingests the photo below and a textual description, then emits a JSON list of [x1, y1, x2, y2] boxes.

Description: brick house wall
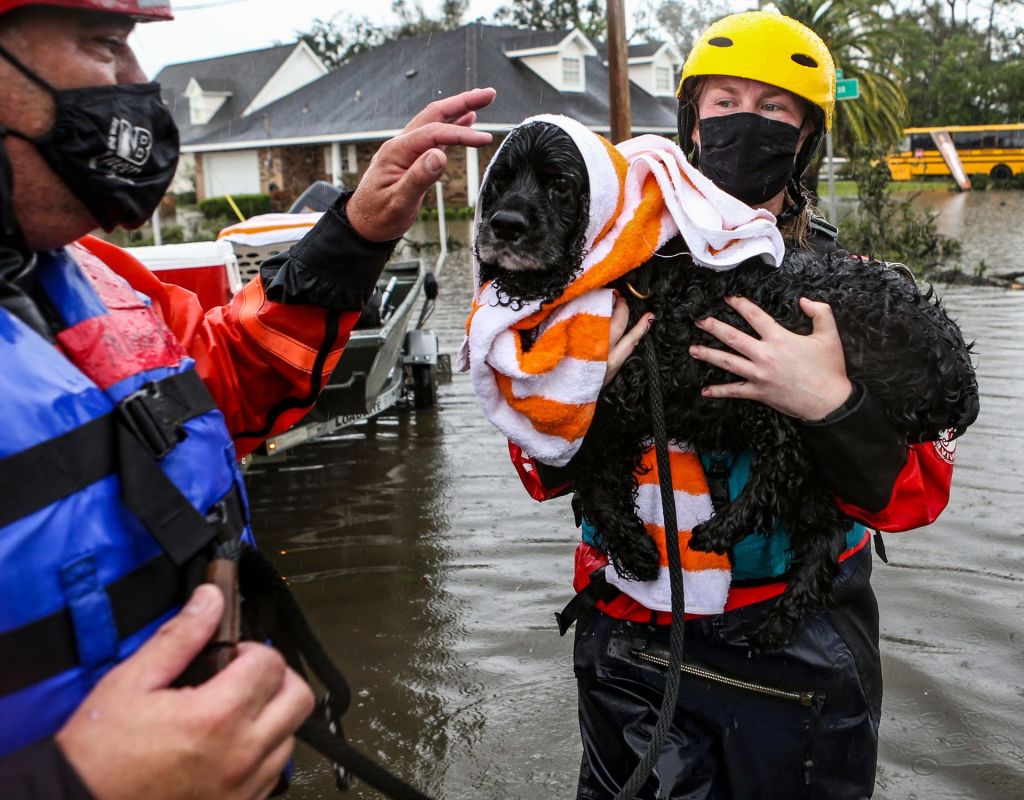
[[192, 134, 507, 209], [259, 145, 331, 208]]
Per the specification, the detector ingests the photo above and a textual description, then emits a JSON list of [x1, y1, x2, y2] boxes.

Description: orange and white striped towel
[[217, 212, 324, 247], [606, 444, 731, 614], [457, 115, 784, 467]]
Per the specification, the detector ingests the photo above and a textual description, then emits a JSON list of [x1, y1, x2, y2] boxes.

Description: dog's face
[[475, 122, 590, 303]]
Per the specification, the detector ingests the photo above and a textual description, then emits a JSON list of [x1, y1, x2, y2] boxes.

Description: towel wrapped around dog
[[457, 114, 785, 467], [598, 443, 730, 614], [459, 115, 785, 615]]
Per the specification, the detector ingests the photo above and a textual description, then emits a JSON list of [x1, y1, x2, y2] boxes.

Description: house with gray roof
[[167, 24, 683, 208], [155, 40, 328, 198]]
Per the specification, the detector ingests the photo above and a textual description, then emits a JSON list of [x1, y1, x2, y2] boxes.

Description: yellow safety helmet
[[678, 11, 835, 131], [676, 11, 836, 183]]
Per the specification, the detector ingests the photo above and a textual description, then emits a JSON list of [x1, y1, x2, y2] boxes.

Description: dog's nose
[[489, 210, 528, 242]]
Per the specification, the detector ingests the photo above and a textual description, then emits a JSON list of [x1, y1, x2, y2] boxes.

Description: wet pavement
[[246, 205, 1024, 799]]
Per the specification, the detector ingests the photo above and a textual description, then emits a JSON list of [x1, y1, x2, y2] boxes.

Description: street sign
[[836, 77, 860, 101]]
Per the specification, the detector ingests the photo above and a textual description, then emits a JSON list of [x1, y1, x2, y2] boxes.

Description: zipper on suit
[[630, 648, 825, 708]]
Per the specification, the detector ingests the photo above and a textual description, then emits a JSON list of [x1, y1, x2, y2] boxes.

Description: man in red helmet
[[0, 1, 494, 797]]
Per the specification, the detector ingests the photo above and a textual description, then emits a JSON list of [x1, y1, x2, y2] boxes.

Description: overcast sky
[[133, 0, 535, 77], [132, 1, 1022, 79], [131, 0, 731, 77]]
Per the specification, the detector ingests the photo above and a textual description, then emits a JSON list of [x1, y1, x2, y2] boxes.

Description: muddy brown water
[[246, 198, 1024, 800]]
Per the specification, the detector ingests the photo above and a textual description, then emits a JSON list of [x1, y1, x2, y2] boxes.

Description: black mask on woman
[[696, 113, 802, 206], [0, 43, 179, 232]]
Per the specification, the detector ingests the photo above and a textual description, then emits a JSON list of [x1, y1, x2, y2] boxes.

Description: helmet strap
[[776, 184, 807, 222]]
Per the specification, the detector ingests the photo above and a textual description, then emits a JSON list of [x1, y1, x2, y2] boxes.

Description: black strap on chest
[[0, 369, 245, 697], [0, 483, 244, 698], [0, 369, 223, 565]]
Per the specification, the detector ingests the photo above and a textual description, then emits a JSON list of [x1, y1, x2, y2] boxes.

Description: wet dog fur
[[475, 122, 979, 650]]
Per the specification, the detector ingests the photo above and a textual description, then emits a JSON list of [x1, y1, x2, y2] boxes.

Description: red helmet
[[0, 0, 172, 20]]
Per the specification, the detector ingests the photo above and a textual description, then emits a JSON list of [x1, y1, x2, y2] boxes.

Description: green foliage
[[888, 1, 1024, 126], [419, 205, 475, 220], [840, 145, 962, 273], [299, 17, 380, 69], [969, 172, 1024, 191], [495, 0, 607, 40], [296, 1, 468, 68], [175, 190, 197, 207], [100, 225, 185, 248], [632, 0, 729, 51], [774, 0, 907, 154], [199, 194, 272, 221]]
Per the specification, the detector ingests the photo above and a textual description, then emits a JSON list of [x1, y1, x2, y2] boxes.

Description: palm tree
[[773, 0, 907, 153]]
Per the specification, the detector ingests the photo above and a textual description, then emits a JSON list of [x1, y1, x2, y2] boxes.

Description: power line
[[174, 0, 254, 11]]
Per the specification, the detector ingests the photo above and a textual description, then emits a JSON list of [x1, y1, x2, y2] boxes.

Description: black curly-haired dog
[[475, 122, 979, 650], [474, 121, 590, 310]]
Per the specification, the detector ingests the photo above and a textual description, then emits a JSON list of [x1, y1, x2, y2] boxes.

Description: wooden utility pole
[[606, 0, 631, 143]]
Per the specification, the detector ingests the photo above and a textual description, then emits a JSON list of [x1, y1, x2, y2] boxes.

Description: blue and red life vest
[[0, 244, 250, 756]]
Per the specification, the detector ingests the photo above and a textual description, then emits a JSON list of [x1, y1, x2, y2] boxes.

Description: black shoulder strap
[[0, 370, 224, 565]]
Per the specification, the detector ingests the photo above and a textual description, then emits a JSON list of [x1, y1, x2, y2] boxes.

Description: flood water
[[245, 193, 1024, 800], [836, 188, 1024, 275]]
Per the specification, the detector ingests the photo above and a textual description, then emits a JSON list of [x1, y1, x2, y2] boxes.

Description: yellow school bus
[[886, 123, 1024, 180]]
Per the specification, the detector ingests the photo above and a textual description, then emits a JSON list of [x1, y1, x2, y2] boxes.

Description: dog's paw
[[688, 521, 731, 555]]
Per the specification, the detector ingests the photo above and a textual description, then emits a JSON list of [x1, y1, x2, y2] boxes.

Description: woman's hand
[[605, 294, 655, 387], [688, 296, 853, 421]]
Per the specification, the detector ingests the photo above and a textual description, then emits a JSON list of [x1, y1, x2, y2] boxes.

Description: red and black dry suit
[[511, 226, 962, 799]]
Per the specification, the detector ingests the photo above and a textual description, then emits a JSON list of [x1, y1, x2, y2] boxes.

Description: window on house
[[656, 66, 672, 93], [562, 56, 582, 88], [347, 144, 358, 173]]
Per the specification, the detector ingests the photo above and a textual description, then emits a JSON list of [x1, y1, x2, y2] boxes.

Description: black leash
[[613, 265, 686, 800], [238, 548, 436, 800]]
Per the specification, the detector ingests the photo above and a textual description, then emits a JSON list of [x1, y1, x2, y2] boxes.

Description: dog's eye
[[487, 175, 508, 194], [550, 177, 572, 194]]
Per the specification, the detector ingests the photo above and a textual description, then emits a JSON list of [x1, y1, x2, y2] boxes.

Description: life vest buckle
[[118, 380, 185, 459]]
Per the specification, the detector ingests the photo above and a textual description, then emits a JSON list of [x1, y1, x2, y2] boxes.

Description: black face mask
[[696, 113, 802, 206], [0, 43, 179, 231]]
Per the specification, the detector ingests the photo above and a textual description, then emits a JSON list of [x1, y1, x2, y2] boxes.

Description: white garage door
[[203, 150, 261, 198]]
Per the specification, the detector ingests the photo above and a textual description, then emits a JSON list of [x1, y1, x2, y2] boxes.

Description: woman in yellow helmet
[[514, 11, 969, 799], [676, 11, 838, 250]]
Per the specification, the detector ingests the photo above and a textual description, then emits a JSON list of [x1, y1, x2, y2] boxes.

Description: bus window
[[981, 131, 998, 148], [953, 130, 982, 149], [910, 133, 934, 151], [1002, 130, 1024, 149]]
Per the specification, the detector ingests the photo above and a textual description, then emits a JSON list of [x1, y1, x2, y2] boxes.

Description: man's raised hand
[[347, 87, 496, 242]]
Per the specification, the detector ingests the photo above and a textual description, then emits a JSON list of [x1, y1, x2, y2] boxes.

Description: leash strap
[[613, 264, 687, 800]]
